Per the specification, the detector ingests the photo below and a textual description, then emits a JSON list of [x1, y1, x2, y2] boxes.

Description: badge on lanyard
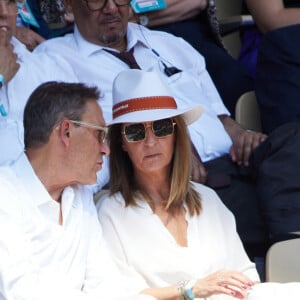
[[17, 1, 40, 28], [130, 0, 166, 14]]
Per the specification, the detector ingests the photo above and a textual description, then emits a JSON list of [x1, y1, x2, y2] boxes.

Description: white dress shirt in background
[[0, 37, 78, 167]]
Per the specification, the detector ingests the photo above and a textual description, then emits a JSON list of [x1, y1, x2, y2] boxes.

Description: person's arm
[[0, 29, 19, 84], [143, 0, 207, 27], [84, 195, 148, 298], [141, 269, 254, 300], [246, 0, 300, 33], [218, 115, 267, 166], [15, 26, 45, 51]]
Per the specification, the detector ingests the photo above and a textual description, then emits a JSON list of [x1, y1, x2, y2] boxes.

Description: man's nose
[[0, 1, 10, 16], [100, 139, 110, 156], [102, 0, 119, 12]]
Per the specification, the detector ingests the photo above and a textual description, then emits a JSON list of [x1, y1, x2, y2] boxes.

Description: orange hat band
[[113, 96, 177, 119]]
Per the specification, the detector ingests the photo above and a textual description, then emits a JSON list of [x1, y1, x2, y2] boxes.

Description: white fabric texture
[[0, 153, 147, 300], [246, 282, 300, 300], [34, 23, 232, 163], [96, 182, 260, 300], [0, 37, 78, 167]]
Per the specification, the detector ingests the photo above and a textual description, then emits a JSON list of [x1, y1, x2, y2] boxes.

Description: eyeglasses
[[70, 120, 108, 143], [122, 118, 176, 142], [83, 0, 130, 11]]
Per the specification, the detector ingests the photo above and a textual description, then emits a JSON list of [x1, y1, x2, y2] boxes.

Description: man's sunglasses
[[122, 118, 176, 142]]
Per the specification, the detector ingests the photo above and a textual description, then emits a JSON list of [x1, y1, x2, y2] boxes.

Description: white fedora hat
[[110, 69, 203, 125]]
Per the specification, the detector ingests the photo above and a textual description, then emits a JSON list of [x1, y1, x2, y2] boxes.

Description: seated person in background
[[16, 0, 74, 50], [97, 69, 259, 300], [0, 0, 78, 166], [241, 0, 300, 133], [135, 0, 254, 115], [0, 0, 36, 160], [247, 282, 300, 300], [0, 81, 151, 300], [0, 0, 20, 85]]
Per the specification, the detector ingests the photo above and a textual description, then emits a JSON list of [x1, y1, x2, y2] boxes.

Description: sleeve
[[7, 51, 79, 120], [246, 282, 300, 300], [82, 195, 148, 299], [192, 183, 260, 282], [189, 43, 230, 116], [96, 195, 150, 292], [0, 210, 98, 300], [0, 185, 135, 300], [209, 188, 260, 281]]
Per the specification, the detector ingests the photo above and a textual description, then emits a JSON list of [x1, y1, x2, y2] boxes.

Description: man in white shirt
[[0, 0, 78, 167], [0, 81, 149, 300]]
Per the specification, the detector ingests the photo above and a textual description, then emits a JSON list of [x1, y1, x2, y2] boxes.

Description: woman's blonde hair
[[108, 116, 202, 216]]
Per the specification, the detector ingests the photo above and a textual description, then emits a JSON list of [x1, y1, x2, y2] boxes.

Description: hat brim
[[109, 104, 203, 126]]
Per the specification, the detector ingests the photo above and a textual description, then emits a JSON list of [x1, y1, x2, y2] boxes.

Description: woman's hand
[[192, 270, 255, 299]]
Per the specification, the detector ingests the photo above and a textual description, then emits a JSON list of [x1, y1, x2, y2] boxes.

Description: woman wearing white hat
[[96, 69, 259, 300]]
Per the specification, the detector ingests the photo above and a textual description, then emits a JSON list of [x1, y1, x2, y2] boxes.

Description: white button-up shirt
[[0, 153, 148, 300], [97, 183, 260, 300], [0, 38, 78, 166]]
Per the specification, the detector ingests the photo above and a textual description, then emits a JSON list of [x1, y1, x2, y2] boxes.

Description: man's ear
[[58, 119, 72, 146]]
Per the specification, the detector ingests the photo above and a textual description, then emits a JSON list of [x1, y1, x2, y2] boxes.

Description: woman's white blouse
[[97, 182, 259, 299]]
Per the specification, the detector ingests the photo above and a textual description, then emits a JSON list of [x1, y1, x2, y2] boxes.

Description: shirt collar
[[73, 22, 150, 57], [12, 152, 54, 207], [126, 22, 149, 50], [11, 36, 31, 61], [12, 152, 77, 209]]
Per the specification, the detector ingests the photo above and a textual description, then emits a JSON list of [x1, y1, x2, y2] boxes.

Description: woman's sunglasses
[[122, 118, 176, 142]]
